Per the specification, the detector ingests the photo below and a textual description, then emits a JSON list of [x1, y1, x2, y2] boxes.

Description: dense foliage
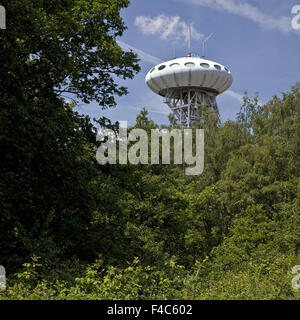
[[0, 1, 299, 300]]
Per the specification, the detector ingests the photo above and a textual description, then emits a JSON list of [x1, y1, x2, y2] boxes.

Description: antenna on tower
[[202, 33, 214, 59], [172, 42, 176, 59], [187, 24, 192, 57]]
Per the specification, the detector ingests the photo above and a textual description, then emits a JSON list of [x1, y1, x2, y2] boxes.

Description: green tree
[[1, 0, 140, 106], [0, 0, 140, 269]]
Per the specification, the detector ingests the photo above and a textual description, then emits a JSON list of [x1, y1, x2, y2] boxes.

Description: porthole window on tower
[[214, 64, 221, 70], [170, 63, 180, 68], [158, 65, 166, 70], [185, 62, 195, 67], [200, 63, 210, 68], [150, 68, 155, 73]]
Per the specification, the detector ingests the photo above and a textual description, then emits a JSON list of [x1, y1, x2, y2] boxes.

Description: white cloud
[[135, 14, 204, 42], [129, 105, 170, 115], [117, 40, 163, 65], [177, 0, 293, 33], [225, 90, 244, 103], [225, 89, 264, 106], [132, 90, 171, 115]]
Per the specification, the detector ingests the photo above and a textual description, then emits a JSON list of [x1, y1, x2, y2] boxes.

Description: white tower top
[[145, 55, 233, 127], [146, 56, 233, 97]]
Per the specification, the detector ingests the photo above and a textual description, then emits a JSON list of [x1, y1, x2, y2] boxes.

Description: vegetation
[[0, 0, 299, 300]]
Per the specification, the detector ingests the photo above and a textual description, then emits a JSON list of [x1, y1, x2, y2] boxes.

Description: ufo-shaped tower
[[146, 55, 233, 127]]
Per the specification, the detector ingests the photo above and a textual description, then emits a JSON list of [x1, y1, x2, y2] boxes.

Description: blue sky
[[76, 0, 300, 126]]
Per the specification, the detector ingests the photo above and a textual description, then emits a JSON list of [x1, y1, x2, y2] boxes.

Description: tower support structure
[[163, 87, 219, 127]]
